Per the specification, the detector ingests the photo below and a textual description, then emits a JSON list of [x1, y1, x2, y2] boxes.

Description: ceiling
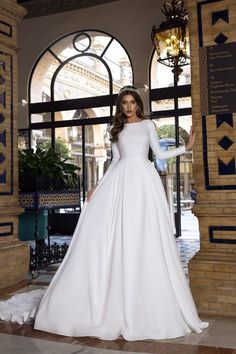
[[17, 0, 122, 18]]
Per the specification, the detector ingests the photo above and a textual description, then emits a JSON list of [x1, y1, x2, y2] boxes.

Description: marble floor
[[1, 211, 236, 354]]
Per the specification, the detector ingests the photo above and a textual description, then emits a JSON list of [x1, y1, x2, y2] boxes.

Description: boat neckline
[[125, 119, 146, 125]]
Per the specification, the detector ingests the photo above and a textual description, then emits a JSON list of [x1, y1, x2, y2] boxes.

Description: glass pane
[[50, 34, 80, 61], [80, 32, 112, 56], [152, 118, 177, 233], [30, 51, 60, 103], [54, 124, 112, 202], [84, 123, 111, 195], [55, 107, 111, 122], [151, 117, 197, 236], [103, 40, 133, 89], [31, 129, 51, 151], [150, 51, 174, 89], [177, 116, 199, 237], [50, 32, 112, 61], [112, 105, 117, 116], [55, 126, 82, 204], [31, 31, 133, 104], [152, 118, 177, 173], [151, 99, 174, 112], [178, 96, 192, 109], [150, 51, 191, 89], [18, 130, 29, 150], [54, 57, 110, 100], [31, 112, 51, 123], [178, 64, 191, 86]]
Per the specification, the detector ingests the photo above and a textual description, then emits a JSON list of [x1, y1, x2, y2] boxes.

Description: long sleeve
[[148, 120, 186, 160]]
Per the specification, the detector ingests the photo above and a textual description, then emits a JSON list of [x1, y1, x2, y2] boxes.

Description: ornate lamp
[[151, 0, 190, 82]]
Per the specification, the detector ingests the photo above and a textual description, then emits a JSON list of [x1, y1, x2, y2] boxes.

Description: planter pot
[[19, 209, 48, 241], [18, 190, 81, 241]]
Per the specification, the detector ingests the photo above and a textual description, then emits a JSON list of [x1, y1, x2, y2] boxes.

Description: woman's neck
[[126, 115, 141, 123]]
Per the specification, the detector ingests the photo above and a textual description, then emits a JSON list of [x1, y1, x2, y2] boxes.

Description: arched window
[[149, 47, 196, 237], [25, 30, 133, 201]]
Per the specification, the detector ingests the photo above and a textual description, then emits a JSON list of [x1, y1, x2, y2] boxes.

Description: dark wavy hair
[[110, 86, 146, 142]]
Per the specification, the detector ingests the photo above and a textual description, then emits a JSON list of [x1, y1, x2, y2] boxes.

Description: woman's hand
[[87, 184, 98, 202], [186, 127, 195, 151]]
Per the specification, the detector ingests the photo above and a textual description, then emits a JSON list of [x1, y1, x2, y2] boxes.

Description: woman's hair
[[110, 86, 146, 142]]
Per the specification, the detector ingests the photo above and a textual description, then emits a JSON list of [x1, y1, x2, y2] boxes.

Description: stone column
[[187, 0, 236, 317], [0, 0, 29, 291]]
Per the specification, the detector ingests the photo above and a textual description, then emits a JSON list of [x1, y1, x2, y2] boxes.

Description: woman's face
[[120, 94, 138, 118]]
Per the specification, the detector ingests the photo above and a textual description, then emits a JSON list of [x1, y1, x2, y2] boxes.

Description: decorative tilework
[[0, 21, 12, 37], [199, 47, 208, 115], [197, 0, 224, 48], [0, 92, 6, 108], [0, 75, 5, 85], [216, 113, 233, 128], [202, 115, 236, 189], [38, 191, 80, 209], [19, 193, 35, 209], [218, 158, 236, 175], [0, 130, 6, 146], [214, 32, 228, 44], [218, 136, 234, 150], [0, 153, 5, 164], [212, 10, 229, 25], [0, 222, 13, 237], [0, 51, 14, 195], [0, 61, 5, 70], [0, 171, 6, 184], [198, 0, 236, 189], [19, 190, 80, 210], [209, 226, 236, 244]]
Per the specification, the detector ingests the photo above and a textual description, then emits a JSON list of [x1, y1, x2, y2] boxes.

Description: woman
[[1, 86, 208, 340]]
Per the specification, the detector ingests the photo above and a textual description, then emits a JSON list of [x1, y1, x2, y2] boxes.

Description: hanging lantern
[[151, 0, 190, 82]]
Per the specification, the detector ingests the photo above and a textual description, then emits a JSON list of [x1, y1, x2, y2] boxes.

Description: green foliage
[[19, 147, 80, 192], [38, 138, 71, 160], [158, 125, 189, 144], [158, 125, 175, 139]]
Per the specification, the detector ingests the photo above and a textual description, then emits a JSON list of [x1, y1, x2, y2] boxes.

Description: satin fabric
[[32, 120, 208, 339]]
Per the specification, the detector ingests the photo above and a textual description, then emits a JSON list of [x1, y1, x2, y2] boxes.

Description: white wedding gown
[[0, 119, 208, 340]]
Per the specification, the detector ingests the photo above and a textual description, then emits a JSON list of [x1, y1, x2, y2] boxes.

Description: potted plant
[[18, 146, 80, 241]]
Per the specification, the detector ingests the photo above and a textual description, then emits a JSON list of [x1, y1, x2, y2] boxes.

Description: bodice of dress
[[110, 119, 186, 165]]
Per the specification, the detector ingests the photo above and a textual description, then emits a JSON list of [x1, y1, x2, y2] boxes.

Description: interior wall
[[17, 0, 164, 128]]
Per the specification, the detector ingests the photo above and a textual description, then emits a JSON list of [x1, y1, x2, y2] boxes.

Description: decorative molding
[[17, 0, 121, 19], [0, 2, 27, 22]]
